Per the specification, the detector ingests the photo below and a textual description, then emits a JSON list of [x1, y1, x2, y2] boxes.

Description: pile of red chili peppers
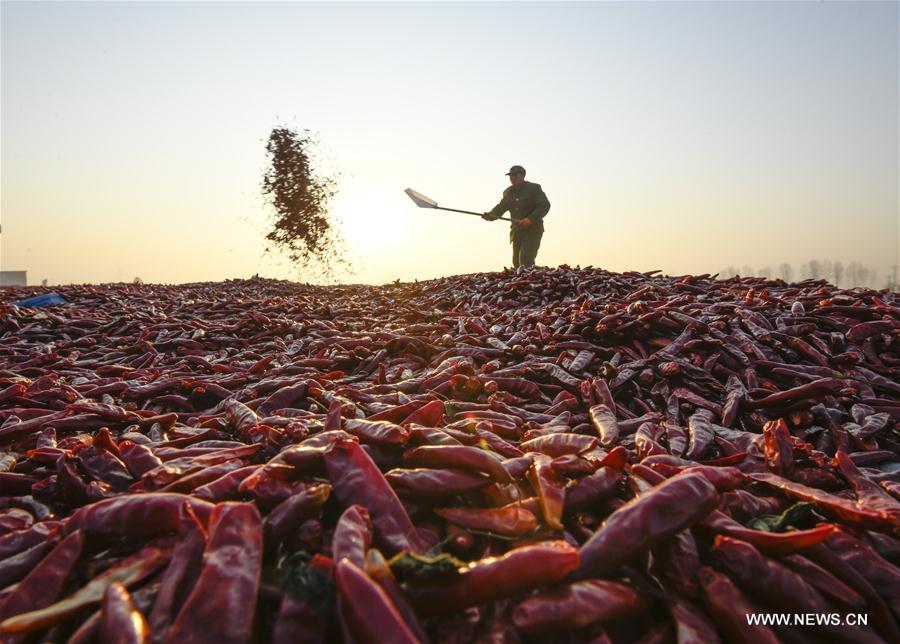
[[0, 267, 898, 643]]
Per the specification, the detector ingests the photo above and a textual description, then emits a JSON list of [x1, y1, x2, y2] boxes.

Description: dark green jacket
[[489, 181, 551, 233]]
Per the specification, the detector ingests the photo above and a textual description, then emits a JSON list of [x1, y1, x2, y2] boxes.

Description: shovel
[[404, 188, 511, 222]]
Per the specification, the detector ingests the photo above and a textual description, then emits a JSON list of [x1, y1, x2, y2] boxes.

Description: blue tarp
[[14, 293, 67, 308]]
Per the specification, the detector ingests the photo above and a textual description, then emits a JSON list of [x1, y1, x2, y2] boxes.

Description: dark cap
[[505, 165, 526, 176]]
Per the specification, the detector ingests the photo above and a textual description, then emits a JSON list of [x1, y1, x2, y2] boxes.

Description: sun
[[334, 187, 408, 255]]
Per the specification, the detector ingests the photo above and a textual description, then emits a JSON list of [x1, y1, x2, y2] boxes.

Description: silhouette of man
[[483, 165, 550, 268]]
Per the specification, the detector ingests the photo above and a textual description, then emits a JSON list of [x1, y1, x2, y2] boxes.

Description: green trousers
[[511, 229, 543, 268]]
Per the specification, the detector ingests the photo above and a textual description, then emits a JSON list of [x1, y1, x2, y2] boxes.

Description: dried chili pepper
[[512, 579, 649, 634], [332, 505, 372, 569], [434, 506, 537, 537], [100, 582, 149, 644], [576, 471, 719, 579], [408, 540, 579, 617], [166, 503, 263, 644], [325, 437, 427, 554], [335, 558, 419, 644]]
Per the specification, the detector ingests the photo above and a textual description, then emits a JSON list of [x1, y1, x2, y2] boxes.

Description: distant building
[[0, 271, 27, 286]]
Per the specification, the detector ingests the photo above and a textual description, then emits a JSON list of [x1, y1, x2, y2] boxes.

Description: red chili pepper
[[762, 418, 794, 476], [0, 537, 57, 589], [649, 529, 700, 599], [684, 409, 716, 460], [779, 554, 864, 610], [118, 441, 165, 478], [1, 538, 169, 634], [718, 489, 788, 521], [512, 579, 649, 634], [434, 506, 537, 537], [167, 503, 263, 644], [474, 424, 522, 458], [148, 503, 207, 641], [633, 422, 667, 460], [90, 426, 122, 456], [67, 582, 159, 644], [66, 493, 215, 540], [0, 521, 61, 560], [668, 599, 721, 644], [805, 543, 900, 642], [711, 535, 831, 614], [0, 472, 38, 496], [697, 512, 836, 556], [344, 418, 410, 445], [140, 444, 262, 489], [404, 445, 511, 484], [157, 458, 244, 494], [576, 471, 719, 580], [364, 549, 429, 643], [332, 505, 372, 569], [248, 354, 274, 374], [335, 558, 419, 644], [386, 467, 492, 499], [664, 420, 688, 456], [0, 508, 33, 534], [519, 432, 598, 457], [700, 451, 747, 466], [408, 540, 580, 617], [256, 381, 309, 416], [325, 437, 427, 554], [589, 404, 619, 448], [401, 399, 445, 426], [255, 446, 326, 480], [747, 378, 845, 409], [408, 425, 463, 447], [263, 483, 331, 551], [823, 528, 900, 615], [192, 464, 259, 502], [100, 582, 149, 644], [367, 400, 425, 423], [832, 449, 900, 526], [639, 460, 748, 492], [549, 453, 596, 477], [698, 566, 779, 644], [223, 399, 260, 435], [750, 471, 900, 536], [526, 454, 566, 530], [564, 466, 623, 513]]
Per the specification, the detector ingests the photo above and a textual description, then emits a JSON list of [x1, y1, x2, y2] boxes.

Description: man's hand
[[519, 217, 533, 228], [482, 212, 497, 221]]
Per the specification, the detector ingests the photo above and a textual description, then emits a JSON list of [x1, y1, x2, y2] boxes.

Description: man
[[482, 165, 551, 268]]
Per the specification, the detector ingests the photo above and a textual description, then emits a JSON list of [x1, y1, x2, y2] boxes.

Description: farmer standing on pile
[[482, 165, 551, 268]]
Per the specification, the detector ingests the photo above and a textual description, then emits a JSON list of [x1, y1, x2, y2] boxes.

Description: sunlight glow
[[335, 186, 409, 257]]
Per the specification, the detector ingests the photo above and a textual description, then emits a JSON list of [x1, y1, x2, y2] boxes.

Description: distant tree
[[758, 266, 772, 279], [821, 260, 833, 283], [833, 261, 844, 287], [133, 277, 143, 285], [858, 266, 870, 287], [779, 263, 794, 283], [721, 266, 737, 279], [41, 278, 48, 287], [807, 260, 822, 280]]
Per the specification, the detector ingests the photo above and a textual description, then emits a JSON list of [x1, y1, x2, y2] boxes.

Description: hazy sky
[[2, 1, 898, 286]]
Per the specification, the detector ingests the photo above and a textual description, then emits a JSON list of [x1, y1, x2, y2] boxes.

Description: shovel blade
[[404, 188, 438, 209]]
